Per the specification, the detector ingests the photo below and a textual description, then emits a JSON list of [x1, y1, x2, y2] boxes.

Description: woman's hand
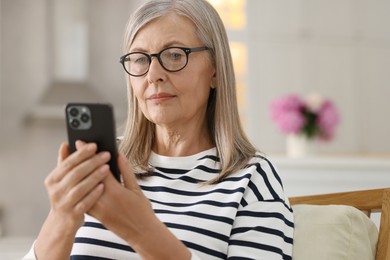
[[34, 141, 111, 259], [45, 141, 110, 230], [86, 151, 191, 260], [87, 153, 157, 244]]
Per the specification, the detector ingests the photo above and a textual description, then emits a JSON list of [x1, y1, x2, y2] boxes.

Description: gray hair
[[119, 0, 256, 183]]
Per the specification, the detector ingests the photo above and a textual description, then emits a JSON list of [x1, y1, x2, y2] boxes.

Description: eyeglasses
[[119, 46, 209, 77]]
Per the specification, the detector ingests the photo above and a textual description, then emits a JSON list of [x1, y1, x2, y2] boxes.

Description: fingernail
[[100, 164, 110, 173], [87, 143, 97, 151], [76, 140, 86, 146], [101, 151, 110, 160]]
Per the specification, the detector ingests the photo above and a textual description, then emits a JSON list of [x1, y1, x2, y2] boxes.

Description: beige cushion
[[292, 204, 378, 260]]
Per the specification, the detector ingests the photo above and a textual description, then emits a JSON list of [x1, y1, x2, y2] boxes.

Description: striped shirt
[[71, 148, 294, 259], [24, 148, 293, 259]]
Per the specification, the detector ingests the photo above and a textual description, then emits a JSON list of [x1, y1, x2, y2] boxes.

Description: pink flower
[[304, 93, 324, 113], [269, 93, 340, 141], [275, 111, 305, 134], [317, 100, 340, 140], [270, 95, 305, 134]]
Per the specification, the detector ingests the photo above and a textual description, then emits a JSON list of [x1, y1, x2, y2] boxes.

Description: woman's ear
[[210, 71, 217, 89]]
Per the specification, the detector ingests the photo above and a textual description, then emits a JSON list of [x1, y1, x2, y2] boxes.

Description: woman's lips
[[148, 93, 176, 103]]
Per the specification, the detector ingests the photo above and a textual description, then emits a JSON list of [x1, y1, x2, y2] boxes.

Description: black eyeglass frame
[[119, 46, 209, 77]]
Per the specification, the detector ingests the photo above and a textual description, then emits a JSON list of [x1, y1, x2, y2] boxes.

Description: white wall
[[87, 0, 134, 122], [246, 0, 390, 154], [0, 0, 2, 146], [0, 0, 137, 237], [0, 0, 49, 147], [0, 0, 51, 236], [52, 0, 89, 81], [0, 0, 389, 237]]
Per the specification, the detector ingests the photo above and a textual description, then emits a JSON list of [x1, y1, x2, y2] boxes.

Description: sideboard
[[272, 155, 390, 197]]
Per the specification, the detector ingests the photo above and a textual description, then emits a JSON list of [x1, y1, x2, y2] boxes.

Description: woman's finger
[[61, 151, 111, 189], [67, 164, 109, 211], [61, 143, 97, 171], [118, 153, 140, 191], [57, 142, 70, 165], [48, 143, 98, 185], [74, 183, 105, 214], [47, 160, 109, 214], [75, 140, 86, 150]]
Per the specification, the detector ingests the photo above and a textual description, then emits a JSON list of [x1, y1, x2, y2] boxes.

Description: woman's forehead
[[130, 14, 201, 51]]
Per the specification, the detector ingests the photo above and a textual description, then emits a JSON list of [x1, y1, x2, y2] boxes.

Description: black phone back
[[65, 103, 120, 181]]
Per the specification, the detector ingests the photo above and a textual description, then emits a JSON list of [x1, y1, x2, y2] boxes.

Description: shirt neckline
[[149, 147, 217, 167]]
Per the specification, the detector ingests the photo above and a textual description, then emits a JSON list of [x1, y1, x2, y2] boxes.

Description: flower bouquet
[[270, 93, 340, 141], [270, 93, 340, 157]]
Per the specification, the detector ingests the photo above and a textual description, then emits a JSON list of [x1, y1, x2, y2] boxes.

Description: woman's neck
[[152, 124, 213, 157]]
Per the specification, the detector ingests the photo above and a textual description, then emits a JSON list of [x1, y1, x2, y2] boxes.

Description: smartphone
[[65, 103, 120, 182]]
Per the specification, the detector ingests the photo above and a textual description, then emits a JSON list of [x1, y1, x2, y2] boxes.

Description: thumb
[[57, 142, 70, 165], [118, 153, 140, 190]]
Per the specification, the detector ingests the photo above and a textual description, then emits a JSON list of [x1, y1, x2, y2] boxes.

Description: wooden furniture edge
[[289, 188, 390, 260], [377, 189, 390, 260], [289, 188, 385, 212]]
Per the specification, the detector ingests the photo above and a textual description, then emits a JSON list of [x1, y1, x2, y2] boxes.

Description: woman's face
[[129, 13, 215, 129]]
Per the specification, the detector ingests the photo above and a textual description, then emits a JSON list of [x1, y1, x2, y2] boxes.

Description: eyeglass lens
[[123, 47, 188, 76]]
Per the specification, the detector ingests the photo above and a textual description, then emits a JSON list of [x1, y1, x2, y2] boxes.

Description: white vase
[[286, 134, 312, 158]]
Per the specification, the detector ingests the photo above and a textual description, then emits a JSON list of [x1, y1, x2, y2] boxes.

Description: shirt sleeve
[[22, 240, 37, 259], [190, 251, 203, 260], [227, 157, 294, 259]]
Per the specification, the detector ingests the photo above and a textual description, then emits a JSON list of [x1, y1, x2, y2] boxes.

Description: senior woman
[[24, 0, 293, 259]]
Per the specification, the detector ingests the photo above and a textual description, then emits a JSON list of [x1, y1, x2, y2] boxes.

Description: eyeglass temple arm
[[119, 56, 130, 64]]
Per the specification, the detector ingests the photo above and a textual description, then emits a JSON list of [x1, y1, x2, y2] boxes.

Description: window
[[208, 0, 247, 125]]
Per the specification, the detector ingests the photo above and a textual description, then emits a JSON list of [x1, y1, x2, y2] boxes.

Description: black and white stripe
[[71, 148, 293, 259]]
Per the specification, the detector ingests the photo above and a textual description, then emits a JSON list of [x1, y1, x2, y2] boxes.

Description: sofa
[[290, 188, 389, 260]]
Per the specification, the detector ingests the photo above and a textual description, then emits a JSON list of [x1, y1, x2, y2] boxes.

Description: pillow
[[292, 204, 378, 260]]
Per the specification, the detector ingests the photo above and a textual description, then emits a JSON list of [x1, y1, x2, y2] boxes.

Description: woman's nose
[[147, 57, 166, 83]]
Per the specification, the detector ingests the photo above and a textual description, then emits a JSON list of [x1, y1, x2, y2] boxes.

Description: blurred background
[[0, 0, 389, 242]]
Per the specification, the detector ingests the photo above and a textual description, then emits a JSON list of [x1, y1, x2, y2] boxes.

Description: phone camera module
[[70, 119, 80, 128], [80, 113, 90, 123], [69, 107, 79, 117], [67, 105, 92, 130]]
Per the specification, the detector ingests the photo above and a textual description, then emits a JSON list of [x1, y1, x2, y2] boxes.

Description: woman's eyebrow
[[129, 40, 188, 53], [162, 40, 187, 48]]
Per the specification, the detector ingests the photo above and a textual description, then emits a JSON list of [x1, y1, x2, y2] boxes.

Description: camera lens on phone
[[70, 119, 80, 128], [67, 105, 92, 130], [80, 113, 90, 123], [70, 107, 79, 117]]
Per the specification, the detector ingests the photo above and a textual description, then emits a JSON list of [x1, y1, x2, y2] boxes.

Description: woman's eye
[[169, 52, 183, 60], [135, 57, 147, 64]]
